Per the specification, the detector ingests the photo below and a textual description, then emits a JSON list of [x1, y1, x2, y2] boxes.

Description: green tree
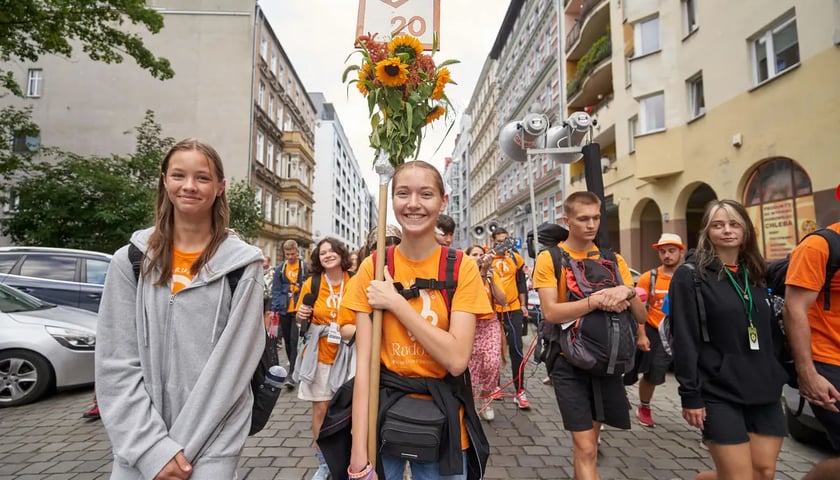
[[227, 180, 263, 243], [0, 110, 171, 253], [0, 0, 174, 96], [0, 105, 40, 176]]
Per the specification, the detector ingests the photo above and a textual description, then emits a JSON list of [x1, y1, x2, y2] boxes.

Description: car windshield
[[0, 284, 53, 313]]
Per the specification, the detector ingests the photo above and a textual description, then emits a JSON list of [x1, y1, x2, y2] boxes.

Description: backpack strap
[[810, 229, 840, 310], [128, 243, 143, 282], [377, 246, 460, 313], [547, 245, 568, 299], [309, 271, 322, 300], [127, 243, 245, 297], [684, 264, 710, 342], [647, 268, 658, 310]]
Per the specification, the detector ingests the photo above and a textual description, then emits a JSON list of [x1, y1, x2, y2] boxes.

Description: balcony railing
[[565, 0, 607, 53], [567, 34, 611, 99]]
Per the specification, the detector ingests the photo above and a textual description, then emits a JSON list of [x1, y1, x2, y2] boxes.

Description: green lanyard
[[723, 264, 754, 328]]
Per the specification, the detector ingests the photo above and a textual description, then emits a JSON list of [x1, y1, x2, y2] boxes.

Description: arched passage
[[684, 184, 717, 250], [630, 198, 663, 272]]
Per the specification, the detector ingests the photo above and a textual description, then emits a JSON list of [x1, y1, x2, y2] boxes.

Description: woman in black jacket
[[671, 199, 787, 480]]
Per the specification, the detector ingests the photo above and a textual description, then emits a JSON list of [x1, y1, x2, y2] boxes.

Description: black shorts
[[812, 361, 840, 450], [263, 297, 271, 313], [550, 355, 631, 431], [639, 323, 671, 386], [702, 397, 786, 445]]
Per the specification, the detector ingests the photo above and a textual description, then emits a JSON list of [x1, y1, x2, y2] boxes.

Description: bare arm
[[487, 276, 506, 305], [784, 285, 840, 411], [537, 285, 601, 324]]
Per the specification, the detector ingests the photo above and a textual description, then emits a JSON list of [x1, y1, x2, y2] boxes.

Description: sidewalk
[[0, 334, 832, 479]]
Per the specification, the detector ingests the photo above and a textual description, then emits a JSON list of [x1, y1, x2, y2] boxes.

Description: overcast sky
[[260, 0, 510, 199]]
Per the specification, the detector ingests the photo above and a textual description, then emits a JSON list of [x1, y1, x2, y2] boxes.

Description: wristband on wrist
[[348, 463, 372, 479]]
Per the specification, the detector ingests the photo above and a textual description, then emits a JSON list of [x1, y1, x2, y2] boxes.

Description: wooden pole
[[367, 157, 393, 468]]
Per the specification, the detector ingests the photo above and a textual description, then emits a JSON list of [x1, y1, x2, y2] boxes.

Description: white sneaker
[[480, 407, 495, 421], [312, 463, 330, 480]]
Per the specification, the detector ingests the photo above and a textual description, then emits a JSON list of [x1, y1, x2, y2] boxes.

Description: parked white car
[[0, 284, 97, 407]]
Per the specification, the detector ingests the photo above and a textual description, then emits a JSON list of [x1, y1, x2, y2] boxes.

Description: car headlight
[[45, 326, 96, 351]]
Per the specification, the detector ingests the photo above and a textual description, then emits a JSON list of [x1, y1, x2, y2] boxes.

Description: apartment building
[[4, 1, 316, 260], [310, 93, 372, 251], [562, 0, 840, 270], [445, 122, 472, 249], [489, 0, 566, 261], [465, 56, 502, 248], [255, 13, 316, 260]]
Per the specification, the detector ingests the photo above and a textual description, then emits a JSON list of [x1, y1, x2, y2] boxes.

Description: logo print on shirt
[[494, 259, 510, 275], [407, 290, 438, 342], [326, 294, 340, 310]]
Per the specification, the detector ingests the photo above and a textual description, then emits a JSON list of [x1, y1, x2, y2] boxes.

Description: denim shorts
[[381, 451, 467, 480]]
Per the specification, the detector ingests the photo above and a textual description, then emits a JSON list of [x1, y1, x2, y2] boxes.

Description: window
[[85, 259, 110, 285], [20, 256, 76, 282], [681, 0, 698, 36], [2, 190, 18, 214], [260, 35, 268, 59], [687, 73, 705, 119], [268, 95, 274, 118], [0, 254, 21, 273], [639, 93, 665, 133], [752, 16, 799, 84], [264, 192, 273, 221], [12, 133, 40, 153], [634, 16, 660, 56], [26, 69, 43, 97], [270, 51, 278, 76], [628, 116, 638, 153], [258, 82, 265, 108], [256, 131, 264, 164], [255, 186, 263, 209], [266, 142, 274, 172]]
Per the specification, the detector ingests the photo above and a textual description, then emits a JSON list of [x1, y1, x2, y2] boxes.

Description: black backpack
[[127, 244, 280, 436], [541, 245, 637, 376], [765, 228, 840, 393]]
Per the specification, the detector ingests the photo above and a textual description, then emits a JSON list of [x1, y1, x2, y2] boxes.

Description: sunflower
[[388, 34, 423, 60], [375, 57, 409, 88], [432, 67, 450, 100], [426, 105, 445, 123], [357, 63, 371, 95]]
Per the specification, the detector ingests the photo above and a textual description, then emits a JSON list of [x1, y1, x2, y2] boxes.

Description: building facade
[[310, 93, 372, 251], [3, 1, 317, 261], [255, 13, 316, 260], [488, 0, 567, 261], [465, 56, 502, 248], [561, 0, 840, 270], [445, 119, 472, 249]]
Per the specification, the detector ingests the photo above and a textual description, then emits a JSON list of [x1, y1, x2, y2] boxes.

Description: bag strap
[[548, 246, 568, 300], [376, 246, 460, 313], [310, 271, 321, 301], [808, 229, 840, 310], [127, 243, 244, 297], [647, 268, 658, 310], [684, 264, 709, 342]]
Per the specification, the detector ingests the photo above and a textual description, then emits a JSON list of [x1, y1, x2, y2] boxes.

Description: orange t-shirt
[[785, 223, 840, 366], [342, 246, 492, 448], [533, 242, 634, 300], [171, 248, 201, 294], [285, 261, 302, 313], [491, 251, 524, 312], [296, 271, 352, 365], [635, 267, 673, 329]]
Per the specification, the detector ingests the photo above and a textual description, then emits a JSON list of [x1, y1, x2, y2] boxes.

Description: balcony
[[566, 0, 610, 59], [567, 35, 612, 106], [634, 129, 684, 181], [281, 131, 314, 159]]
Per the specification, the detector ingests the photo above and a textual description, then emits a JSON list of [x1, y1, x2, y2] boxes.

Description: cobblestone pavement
[[0, 334, 834, 479]]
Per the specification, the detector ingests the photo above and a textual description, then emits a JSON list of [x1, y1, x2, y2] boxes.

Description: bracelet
[[347, 463, 372, 479], [625, 285, 637, 300]]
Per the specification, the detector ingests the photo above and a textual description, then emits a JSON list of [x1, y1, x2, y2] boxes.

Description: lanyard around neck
[[723, 264, 754, 327]]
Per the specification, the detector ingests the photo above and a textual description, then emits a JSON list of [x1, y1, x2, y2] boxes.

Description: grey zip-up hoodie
[[95, 228, 265, 479]]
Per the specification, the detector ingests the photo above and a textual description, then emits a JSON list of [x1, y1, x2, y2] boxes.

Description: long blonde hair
[[144, 138, 230, 285], [695, 199, 765, 282]]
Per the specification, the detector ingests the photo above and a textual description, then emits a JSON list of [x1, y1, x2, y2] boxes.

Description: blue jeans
[[381, 451, 467, 480]]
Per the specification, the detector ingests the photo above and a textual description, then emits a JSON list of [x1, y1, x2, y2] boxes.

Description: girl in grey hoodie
[[95, 139, 265, 480]]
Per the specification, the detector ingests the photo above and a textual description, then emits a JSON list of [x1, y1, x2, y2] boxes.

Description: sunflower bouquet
[[343, 33, 458, 167]]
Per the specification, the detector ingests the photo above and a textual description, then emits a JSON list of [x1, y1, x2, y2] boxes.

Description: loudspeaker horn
[[544, 124, 583, 164], [472, 224, 486, 240], [487, 221, 499, 234]]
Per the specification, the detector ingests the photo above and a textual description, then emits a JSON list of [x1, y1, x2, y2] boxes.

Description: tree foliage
[[0, 110, 171, 253], [227, 180, 263, 243], [0, 105, 40, 176], [0, 0, 174, 95]]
